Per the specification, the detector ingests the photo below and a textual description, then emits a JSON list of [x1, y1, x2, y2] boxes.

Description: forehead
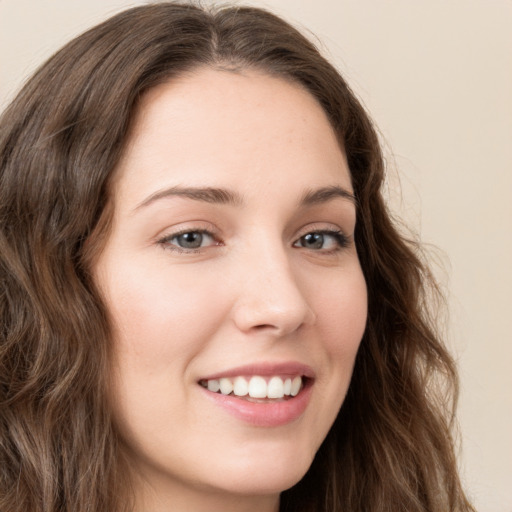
[[114, 67, 351, 207]]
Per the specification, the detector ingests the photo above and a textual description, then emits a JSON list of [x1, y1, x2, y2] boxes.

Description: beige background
[[1, 1, 511, 510]]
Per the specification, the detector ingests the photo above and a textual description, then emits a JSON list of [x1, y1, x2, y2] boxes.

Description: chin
[[207, 445, 315, 496]]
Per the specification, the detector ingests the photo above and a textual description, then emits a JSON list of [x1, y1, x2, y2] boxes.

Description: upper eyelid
[[167, 229, 215, 239], [293, 222, 347, 238], [157, 228, 218, 246], [165, 227, 215, 238], [156, 229, 219, 254], [155, 221, 219, 240], [294, 229, 349, 246], [157, 221, 348, 236], [154, 220, 351, 247]]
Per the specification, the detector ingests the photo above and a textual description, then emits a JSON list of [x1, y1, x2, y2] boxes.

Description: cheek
[[294, 266, 367, 456], [313, 266, 368, 358], [104, 260, 229, 366], [104, 262, 233, 440], [311, 265, 366, 415]]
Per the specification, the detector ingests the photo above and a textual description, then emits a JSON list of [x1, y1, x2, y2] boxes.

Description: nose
[[231, 244, 316, 337]]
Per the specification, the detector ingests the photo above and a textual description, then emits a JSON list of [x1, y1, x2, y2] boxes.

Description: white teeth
[[290, 376, 302, 397], [219, 378, 233, 395], [204, 375, 304, 399], [267, 376, 285, 399], [233, 376, 249, 396], [248, 376, 267, 398], [283, 378, 292, 396], [207, 379, 220, 392]]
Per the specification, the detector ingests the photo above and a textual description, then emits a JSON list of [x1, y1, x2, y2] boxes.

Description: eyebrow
[[134, 184, 356, 211], [134, 186, 243, 210], [299, 185, 357, 206]]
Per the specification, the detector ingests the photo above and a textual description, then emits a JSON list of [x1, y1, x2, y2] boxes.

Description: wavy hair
[[0, 3, 474, 511]]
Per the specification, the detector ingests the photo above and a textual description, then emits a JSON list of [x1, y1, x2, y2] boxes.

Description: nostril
[[253, 324, 275, 330]]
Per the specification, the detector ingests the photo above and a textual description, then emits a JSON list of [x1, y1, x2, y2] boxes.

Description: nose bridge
[[232, 234, 315, 335]]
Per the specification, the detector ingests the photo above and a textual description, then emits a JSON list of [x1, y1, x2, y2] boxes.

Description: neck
[[129, 471, 280, 512]]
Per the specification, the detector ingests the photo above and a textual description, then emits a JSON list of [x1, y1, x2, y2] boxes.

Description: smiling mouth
[[199, 375, 305, 401]]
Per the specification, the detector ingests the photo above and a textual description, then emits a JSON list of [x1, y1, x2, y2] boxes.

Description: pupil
[[303, 233, 323, 249], [178, 232, 202, 249]]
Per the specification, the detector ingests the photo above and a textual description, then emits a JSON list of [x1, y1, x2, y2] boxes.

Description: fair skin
[[94, 68, 367, 512]]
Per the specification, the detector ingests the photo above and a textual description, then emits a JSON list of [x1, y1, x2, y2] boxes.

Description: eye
[[293, 230, 349, 251], [159, 230, 217, 251]]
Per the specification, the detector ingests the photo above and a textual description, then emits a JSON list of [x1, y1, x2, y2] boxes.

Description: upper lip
[[199, 361, 315, 381]]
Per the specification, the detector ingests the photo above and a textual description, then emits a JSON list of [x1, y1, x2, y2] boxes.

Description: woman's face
[[94, 68, 367, 509]]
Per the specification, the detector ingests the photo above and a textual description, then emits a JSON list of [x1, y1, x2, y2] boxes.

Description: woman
[[0, 3, 475, 512]]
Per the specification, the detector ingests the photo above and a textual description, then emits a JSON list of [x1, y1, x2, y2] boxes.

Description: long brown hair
[[0, 3, 474, 511]]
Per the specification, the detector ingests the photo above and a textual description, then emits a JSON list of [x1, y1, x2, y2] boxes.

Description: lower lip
[[199, 381, 313, 427]]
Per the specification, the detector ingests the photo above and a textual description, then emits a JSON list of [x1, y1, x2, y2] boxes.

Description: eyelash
[[293, 229, 350, 253], [157, 229, 219, 253], [157, 228, 350, 254]]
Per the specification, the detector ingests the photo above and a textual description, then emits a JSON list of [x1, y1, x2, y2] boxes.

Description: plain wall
[[1, 1, 511, 510]]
